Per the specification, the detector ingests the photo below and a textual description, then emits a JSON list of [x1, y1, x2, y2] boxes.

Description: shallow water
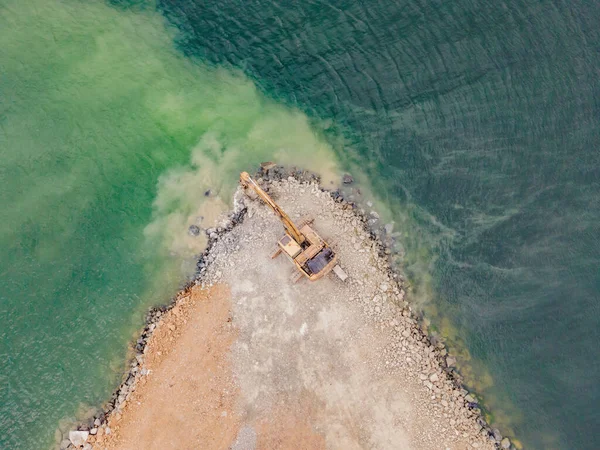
[[0, 1, 339, 448], [1, 0, 599, 448]]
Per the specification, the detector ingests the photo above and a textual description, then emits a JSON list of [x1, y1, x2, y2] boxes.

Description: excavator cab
[[240, 171, 338, 282]]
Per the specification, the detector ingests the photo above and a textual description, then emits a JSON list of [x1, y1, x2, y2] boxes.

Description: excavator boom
[[240, 171, 338, 281], [240, 172, 305, 244]]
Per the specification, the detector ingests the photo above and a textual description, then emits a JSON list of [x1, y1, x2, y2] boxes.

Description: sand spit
[[60, 168, 514, 450]]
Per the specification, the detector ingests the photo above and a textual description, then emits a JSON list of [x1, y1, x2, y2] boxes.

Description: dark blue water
[[158, 1, 600, 448]]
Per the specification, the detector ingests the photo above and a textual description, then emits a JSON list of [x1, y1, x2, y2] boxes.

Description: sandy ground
[[92, 285, 239, 449], [90, 178, 496, 450]]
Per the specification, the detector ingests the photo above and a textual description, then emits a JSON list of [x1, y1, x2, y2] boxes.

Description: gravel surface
[[198, 177, 497, 450]]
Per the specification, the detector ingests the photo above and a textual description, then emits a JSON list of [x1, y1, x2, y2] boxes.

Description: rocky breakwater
[[56, 201, 248, 450], [61, 165, 515, 450]]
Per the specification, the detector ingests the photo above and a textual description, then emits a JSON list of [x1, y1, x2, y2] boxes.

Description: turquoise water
[[0, 1, 339, 448], [1, 0, 599, 448]]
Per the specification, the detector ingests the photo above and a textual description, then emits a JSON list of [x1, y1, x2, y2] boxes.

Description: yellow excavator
[[240, 171, 338, 282]]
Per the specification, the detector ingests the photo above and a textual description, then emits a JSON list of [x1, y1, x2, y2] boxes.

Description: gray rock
[[464, 394, 476, 403], [260, 161, 277, 171], [446, 356, 456, 367], [342, 173, 354, 184], [89, 427, 98, 435], [69, 430, 89, 447], [384, 223, 394, 234], [333, 265, 348, 282], [188, 225, 200, 236], [492, 428, 502, 442], [501, 437, 511, 449], [83, 444, 93, 450], [60, 439, 72, 450], [93, 418, 101, 427], [429, 373, 439, 382]]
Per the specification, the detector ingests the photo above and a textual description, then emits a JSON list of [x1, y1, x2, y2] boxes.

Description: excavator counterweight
[[240, 171, 338, 281]]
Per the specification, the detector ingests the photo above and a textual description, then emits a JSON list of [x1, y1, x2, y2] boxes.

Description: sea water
[[1, 0, 599, 448]]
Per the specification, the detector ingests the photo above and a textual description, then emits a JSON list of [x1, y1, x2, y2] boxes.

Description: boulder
[[69, 430, 89, 447], [492, 428, 502, 441], [333, 265, 348, 282], [342, 173, 354, 184], [260, 161, 277, 171], [188, 225, 200, 236], [501, 437, 511, 449]]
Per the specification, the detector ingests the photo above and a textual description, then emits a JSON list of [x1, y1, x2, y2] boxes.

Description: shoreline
[[59, 165, 515, 450]]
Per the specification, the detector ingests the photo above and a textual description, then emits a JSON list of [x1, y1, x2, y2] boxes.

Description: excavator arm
[[240, 172, 305, 245]]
